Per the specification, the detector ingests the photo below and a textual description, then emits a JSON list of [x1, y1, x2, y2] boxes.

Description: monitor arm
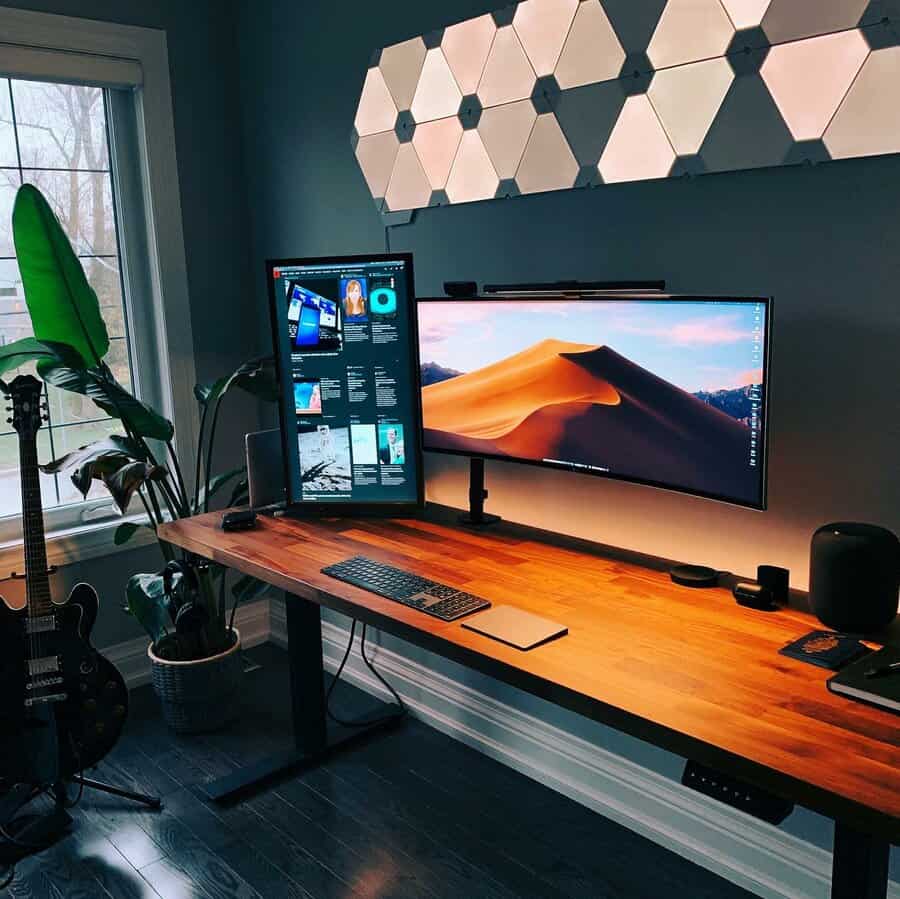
[[459, 457, 501, 527]]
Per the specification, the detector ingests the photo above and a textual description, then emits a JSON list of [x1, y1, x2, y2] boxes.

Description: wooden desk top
[[159, 511, 900, 841]]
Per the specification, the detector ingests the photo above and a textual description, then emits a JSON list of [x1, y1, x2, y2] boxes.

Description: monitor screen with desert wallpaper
[[418, 297, 770, 508]]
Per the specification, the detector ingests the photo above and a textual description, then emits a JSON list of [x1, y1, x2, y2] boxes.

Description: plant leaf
[[103, 461, 167, 513], [231, 574, 271, 604], [12, 184, 109, 368], [114, 521, 155, 545], [195, 466, 246, 512], [40, 435, 144, 475], [0, 337, 66, 377], [40, 435, 144, 498], [125, 573, 169, 646], [41, 365, 174, 440], [233, 356, 280, 402], [194, 376, 228, 406], [227, 478, 249, 509], [194, 356, 280, 408]]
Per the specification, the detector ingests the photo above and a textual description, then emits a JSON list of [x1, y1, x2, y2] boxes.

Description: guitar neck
[[19, 432, 52, 617]]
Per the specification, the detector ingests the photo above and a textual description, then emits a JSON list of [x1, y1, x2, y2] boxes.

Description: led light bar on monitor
[[482, 280, 666, 296], [418, 294, 771, 510]]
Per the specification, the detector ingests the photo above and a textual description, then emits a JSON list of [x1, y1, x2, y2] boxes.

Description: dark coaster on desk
[[779, 630, 872, 671]]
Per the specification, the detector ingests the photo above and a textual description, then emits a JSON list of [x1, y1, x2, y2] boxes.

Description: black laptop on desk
[[266, 253, 424, 518]]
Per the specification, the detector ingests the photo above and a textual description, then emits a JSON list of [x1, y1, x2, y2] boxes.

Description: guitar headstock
[[6, 374, 48, 441]]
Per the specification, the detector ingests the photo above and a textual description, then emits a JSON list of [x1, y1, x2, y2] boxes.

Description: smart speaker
[[809, 523, 900, 632]]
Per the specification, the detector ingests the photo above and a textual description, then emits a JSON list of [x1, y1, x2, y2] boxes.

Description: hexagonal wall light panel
[[441, 13, 496, 95], [719, 0, 772, 29], [648, 57, 734, 155], [554, 1, 626, 89], [478, 100, 537, 178], [411, 48, 462, 123], [515, 113, 579, 193], [445, 130, 500, 203], [646, 0, 735, 70], [599, 95, 676, 183], [353, 1, 900, 212], [513, 0, 578, 77], [412, 117, 463, 189], [824, 45, 900, 159], [379, 37, 426, 111], [477, 26, 537, 107], [760, 29, 869, 141]]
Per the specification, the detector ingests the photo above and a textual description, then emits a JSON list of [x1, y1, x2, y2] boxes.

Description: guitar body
[[0, 583, 127, 781], [1, 375, 128, 787]]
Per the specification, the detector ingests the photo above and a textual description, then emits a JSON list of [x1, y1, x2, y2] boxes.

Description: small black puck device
[[222, 509, 257, 532], [669, 564, 718, 588]]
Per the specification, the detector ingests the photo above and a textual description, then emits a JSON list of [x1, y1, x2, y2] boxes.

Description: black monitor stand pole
[[459, 457, 501, 526]]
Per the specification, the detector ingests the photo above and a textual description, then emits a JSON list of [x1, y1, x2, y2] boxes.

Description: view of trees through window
[[0, 77, 132, 517]]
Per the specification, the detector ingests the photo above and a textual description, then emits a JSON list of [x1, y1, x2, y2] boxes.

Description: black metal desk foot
[[201, 708, 402, 804], [831, 821, 889, 899]]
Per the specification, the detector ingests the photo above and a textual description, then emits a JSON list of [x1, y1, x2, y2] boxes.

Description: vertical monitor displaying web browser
[[268, 253, 423, 512], [418, 296, 770, 509]]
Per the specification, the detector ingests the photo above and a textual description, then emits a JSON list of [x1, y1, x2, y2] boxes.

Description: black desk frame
[[200, 596, 397, 804]]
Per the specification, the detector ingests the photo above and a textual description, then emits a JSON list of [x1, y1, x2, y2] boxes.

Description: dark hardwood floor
[[2, 642, 757, 899]]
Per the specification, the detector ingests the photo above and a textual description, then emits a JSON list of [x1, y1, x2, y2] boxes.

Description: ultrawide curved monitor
[[418, 295, 771, 509]]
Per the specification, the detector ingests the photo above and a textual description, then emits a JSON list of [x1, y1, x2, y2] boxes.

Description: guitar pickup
[[27, 656, 60, 676], [25, 616, 56, 634]]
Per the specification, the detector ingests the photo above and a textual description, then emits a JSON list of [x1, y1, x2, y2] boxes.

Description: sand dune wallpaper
[[419, 300, 766, 505]]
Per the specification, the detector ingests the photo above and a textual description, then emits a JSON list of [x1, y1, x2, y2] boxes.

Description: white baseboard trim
[[268, 603, 898, 899], [104, 599, 271, 689]]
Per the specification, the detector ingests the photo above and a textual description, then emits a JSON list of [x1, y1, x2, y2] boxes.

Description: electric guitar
[[0, 375, 128, 786]]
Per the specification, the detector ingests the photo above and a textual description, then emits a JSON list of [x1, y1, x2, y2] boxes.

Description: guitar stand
[[0, 777, 161, 875], [68, 775, 161, 809], [0, 783, 72, 869]]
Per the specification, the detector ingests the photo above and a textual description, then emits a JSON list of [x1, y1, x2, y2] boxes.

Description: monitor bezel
[[417, 294, 773, 511], [267, 252, 425, 517]]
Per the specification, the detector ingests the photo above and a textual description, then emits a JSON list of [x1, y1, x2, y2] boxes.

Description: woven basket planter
[[148, 628, 243, 734]]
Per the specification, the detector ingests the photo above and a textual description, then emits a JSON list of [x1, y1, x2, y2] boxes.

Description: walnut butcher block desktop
[[159, 512, 900, 844]]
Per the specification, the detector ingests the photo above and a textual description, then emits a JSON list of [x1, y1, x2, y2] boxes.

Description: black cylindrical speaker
[[809, 522, 900, 632]]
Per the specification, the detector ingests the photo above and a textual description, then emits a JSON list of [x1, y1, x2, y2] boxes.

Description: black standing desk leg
[[287, 593, 327, 756], [831, 821, 889, 899], [201, 593, 397, 804]]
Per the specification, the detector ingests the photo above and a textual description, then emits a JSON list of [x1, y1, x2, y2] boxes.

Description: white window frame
[[0, 8, 197, 569]]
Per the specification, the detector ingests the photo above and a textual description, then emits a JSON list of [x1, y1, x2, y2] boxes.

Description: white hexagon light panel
[[353, 0, 900, 212]]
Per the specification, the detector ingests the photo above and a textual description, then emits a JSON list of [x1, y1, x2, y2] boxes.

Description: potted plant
[[0, 183, 275, 733]]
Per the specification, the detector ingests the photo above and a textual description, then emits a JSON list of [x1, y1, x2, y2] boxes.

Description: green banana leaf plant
[[1, 183, 277, 660]]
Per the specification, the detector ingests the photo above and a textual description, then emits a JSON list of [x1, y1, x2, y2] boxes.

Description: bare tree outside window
[[0, 77, 133, 517]]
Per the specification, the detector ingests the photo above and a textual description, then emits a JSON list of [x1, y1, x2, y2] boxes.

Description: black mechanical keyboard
[[321, 556, 491, 622]]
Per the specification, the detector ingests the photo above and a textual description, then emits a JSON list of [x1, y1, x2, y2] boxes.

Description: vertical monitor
[[268, 254, 423, 513], [418, 296, 771, 509]]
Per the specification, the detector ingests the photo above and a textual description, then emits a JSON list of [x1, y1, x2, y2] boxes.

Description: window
[[1, 77, 134, 519], [0, 8, 197, 563]]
